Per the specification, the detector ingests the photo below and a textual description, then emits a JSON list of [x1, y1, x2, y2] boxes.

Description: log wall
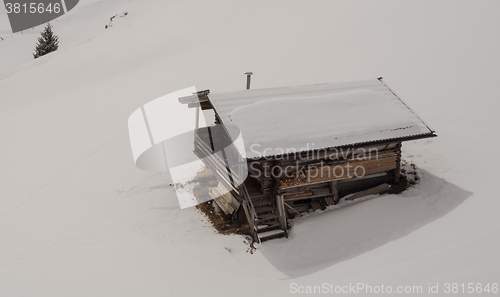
[[246, 142, 401, 217]]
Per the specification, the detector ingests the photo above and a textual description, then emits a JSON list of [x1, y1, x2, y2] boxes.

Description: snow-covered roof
[[208, 79, 435, 159]]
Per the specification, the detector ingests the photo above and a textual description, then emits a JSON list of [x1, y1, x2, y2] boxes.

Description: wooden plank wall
[[246, 142, 401, 216]]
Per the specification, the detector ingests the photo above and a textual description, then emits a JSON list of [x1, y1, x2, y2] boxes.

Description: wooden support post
[[207, 126, 215, 152], [195, 106, 200, 130], [276, 194, 287, 230], [330, 180, 339, 204], [393, 142, 402, 183]]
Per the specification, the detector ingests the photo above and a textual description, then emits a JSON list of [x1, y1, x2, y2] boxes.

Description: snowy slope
[[1, 0, 500, 296]]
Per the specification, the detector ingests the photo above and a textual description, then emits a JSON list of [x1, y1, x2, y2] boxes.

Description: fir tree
[[33, 23, 59, 59]]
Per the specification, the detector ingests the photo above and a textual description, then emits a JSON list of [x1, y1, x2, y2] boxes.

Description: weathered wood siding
[[245, 142, 401, 216]]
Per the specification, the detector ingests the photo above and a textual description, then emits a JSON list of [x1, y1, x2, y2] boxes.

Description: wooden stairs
[[245, 179, 287, 243]]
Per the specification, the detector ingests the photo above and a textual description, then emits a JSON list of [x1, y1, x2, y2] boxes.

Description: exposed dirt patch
[[190, 167, 252, 238], [401, 160, 420, 187], [389, 160, 419, 194], [196, 200, 250, 236]]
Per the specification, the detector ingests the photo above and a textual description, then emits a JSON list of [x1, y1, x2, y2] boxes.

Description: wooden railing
[[240, 182, 259, 243]]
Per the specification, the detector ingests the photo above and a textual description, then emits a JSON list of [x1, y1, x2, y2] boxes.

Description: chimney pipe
[[245, 72, 253, 89]]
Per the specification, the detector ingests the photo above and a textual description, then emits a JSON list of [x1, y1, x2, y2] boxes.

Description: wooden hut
[[179, 78, 436, 242]]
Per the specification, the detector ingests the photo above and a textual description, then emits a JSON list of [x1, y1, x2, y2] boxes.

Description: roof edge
[[246, 132, 437, 161]]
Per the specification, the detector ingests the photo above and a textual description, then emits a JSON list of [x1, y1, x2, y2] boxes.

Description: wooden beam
[[344, 183, 391, 201], [311, 201, 321, 211], [210, 182, 241, 215], [178, 90, 210, 104], [280, 171, 388, 190]]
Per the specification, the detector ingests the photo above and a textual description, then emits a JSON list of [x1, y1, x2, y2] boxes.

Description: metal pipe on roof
[[245, 72, 253, 89]]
